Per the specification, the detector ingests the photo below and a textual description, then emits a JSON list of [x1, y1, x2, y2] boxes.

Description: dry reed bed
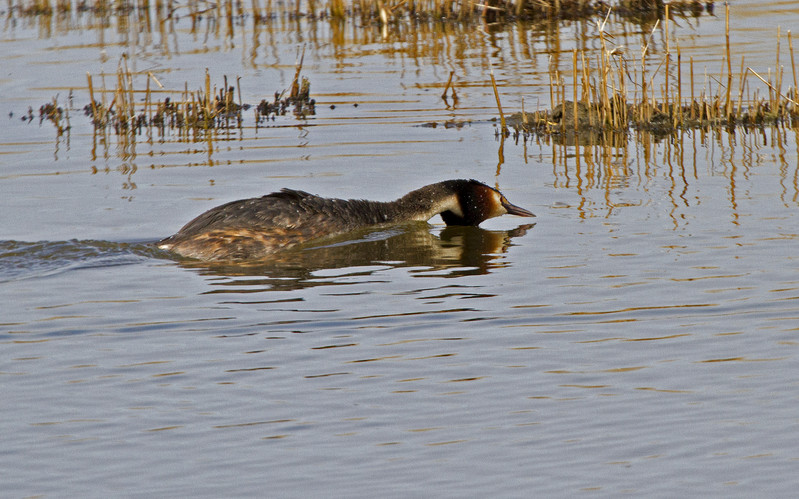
[[498, 4, 798, 138], [68, 50, 314, 139], [27, 1, 795, 142], [11, 0, 709, 24]]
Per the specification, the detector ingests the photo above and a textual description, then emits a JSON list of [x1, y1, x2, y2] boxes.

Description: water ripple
[[0, 239, 165, 283]]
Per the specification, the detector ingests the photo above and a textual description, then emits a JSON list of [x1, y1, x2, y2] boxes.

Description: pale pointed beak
[[502, 199, 535, 217]]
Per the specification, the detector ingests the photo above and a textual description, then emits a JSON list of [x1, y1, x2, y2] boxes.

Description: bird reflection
[[175, 222, 535, 292]]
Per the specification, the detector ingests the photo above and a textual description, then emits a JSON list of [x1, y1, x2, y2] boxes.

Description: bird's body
[[157, 179, 533, 261]]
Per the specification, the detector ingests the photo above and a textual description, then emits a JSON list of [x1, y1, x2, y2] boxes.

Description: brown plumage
[[157, 179, 534, 261]]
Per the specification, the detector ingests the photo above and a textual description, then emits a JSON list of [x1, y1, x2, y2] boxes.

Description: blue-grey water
[[2, 1, 799, 497]]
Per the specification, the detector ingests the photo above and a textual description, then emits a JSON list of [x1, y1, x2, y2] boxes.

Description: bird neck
[[387, 181, 463, 223]]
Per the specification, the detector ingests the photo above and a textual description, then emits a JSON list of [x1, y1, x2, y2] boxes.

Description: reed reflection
[[533, 127, 799, 224], [179, 222, 534, 292]]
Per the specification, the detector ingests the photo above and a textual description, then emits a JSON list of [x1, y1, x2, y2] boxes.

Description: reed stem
[[724, 3, 732, 117], [490, 69, 506, 133], [87, 72, 98, 125], [573, 49, 579, 134], [789, 31, 797, 100]]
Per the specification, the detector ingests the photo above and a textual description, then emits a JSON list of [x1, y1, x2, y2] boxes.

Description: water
[[2, 1, 799, 497]]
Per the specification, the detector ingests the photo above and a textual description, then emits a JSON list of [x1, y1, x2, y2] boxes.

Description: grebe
[[157, 179, 534, 262]]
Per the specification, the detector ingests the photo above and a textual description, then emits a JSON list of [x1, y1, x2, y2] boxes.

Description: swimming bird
[[157, 179, 534, 262]]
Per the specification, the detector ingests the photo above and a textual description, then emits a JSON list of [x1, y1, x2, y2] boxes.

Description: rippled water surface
[[2, 1, 799, 497]]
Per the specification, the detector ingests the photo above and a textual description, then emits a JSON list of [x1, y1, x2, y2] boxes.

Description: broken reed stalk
[[237, 76, 243, 111], [548, 55, 555, 114], [581, 51, 593, 128], [600, 52, 616, 128], [521, 97, 527, 126], [790, 31, 797, 100], [116, 63, 128, 124], [560, 72, 566, 134], [127, 60, 135, 122], [768, 68, 774, 112], [690, 56, 695, 121], [572, 49, 578, 134], [776, 27, 782, 115], [205, 68, 212, 119], [664, 4, 670, 121], [617, 51, 627, 128], [677, 46, 682, 126], [641, 19, 659, 124], [736, 56, 746, 119], [87, 72, 98, 125], [597, 57, 604, 127], [119, 55, 135, 125], [490, 69, 507, 133], [290, 45, 306, 99], [588, 76, 597, 127], [63, 95, 70, 132], [724, 2, 732, 117], [220, 84, 226, 112], [183, 81, 189, 135], [640, 57, 646, 125], [100, 72, 108, 118], [145, 73, 151, 126], [748, 67, 799, 106]]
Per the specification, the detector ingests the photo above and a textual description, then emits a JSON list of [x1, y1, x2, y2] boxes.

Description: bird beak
[[502, 199, 535, 217]]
